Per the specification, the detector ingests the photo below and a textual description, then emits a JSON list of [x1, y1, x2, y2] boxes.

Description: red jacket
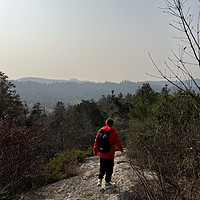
[[93, 125, 123, 159]]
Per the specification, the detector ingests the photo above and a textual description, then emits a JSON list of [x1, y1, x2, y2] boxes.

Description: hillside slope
[[13, 78, 168, 108]]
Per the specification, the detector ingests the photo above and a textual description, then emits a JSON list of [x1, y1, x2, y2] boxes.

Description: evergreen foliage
[[39, 148, 93, 185], [0, 72, 26, 121]]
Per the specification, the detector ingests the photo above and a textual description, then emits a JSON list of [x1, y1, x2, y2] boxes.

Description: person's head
[[106, 118, 114, 127]]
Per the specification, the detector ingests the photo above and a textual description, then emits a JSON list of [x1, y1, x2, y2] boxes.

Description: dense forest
[[12, 77, 200, 109], [1, 71, 200, 199]]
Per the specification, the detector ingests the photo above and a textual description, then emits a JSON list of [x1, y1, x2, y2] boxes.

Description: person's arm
[[93, 130, 99, 153], [113, 131, 123, 152]]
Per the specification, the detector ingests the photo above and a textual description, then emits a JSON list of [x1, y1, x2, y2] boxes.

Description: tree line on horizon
[[12, 77, 200, 110], [12, 78, 171, 109]]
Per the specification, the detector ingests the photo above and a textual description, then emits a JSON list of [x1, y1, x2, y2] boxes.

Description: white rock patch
[[20, 151, 137, 200]]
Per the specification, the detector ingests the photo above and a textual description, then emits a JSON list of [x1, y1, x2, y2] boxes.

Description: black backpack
[[97, 129, 112, 153]]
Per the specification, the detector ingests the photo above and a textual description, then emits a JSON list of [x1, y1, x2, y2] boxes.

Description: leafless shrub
[[127, 92, 200, 199], [0, 116, 44, 198]]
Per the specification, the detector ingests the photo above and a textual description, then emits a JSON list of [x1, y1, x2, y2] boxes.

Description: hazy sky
[[0, 0, 199, 82]]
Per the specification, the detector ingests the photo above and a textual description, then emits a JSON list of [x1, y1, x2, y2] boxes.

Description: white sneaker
[[97, 179, 102, 186], [105, 182, 115, 188]]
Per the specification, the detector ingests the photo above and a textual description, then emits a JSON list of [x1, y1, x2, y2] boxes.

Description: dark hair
[[106, 118, 114, 127]]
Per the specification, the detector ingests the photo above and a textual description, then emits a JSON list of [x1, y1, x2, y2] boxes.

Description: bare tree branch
[[149, 0, 200, 107]]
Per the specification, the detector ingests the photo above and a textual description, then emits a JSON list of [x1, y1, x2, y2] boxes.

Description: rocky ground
[[20, 151, 138, 200]]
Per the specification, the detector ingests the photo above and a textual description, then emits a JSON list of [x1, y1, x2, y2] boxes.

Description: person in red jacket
[[94, 118, 123, 188]]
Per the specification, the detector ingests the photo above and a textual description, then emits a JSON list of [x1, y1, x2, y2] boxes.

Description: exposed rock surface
[[20, 151, 137, 200]]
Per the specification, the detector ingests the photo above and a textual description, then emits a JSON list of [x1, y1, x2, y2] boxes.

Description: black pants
[[98, 157, 114, 183]]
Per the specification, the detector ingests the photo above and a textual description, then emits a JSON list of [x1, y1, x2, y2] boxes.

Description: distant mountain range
[[12, 77, 200, 109], [16, 77, 88, 84]]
